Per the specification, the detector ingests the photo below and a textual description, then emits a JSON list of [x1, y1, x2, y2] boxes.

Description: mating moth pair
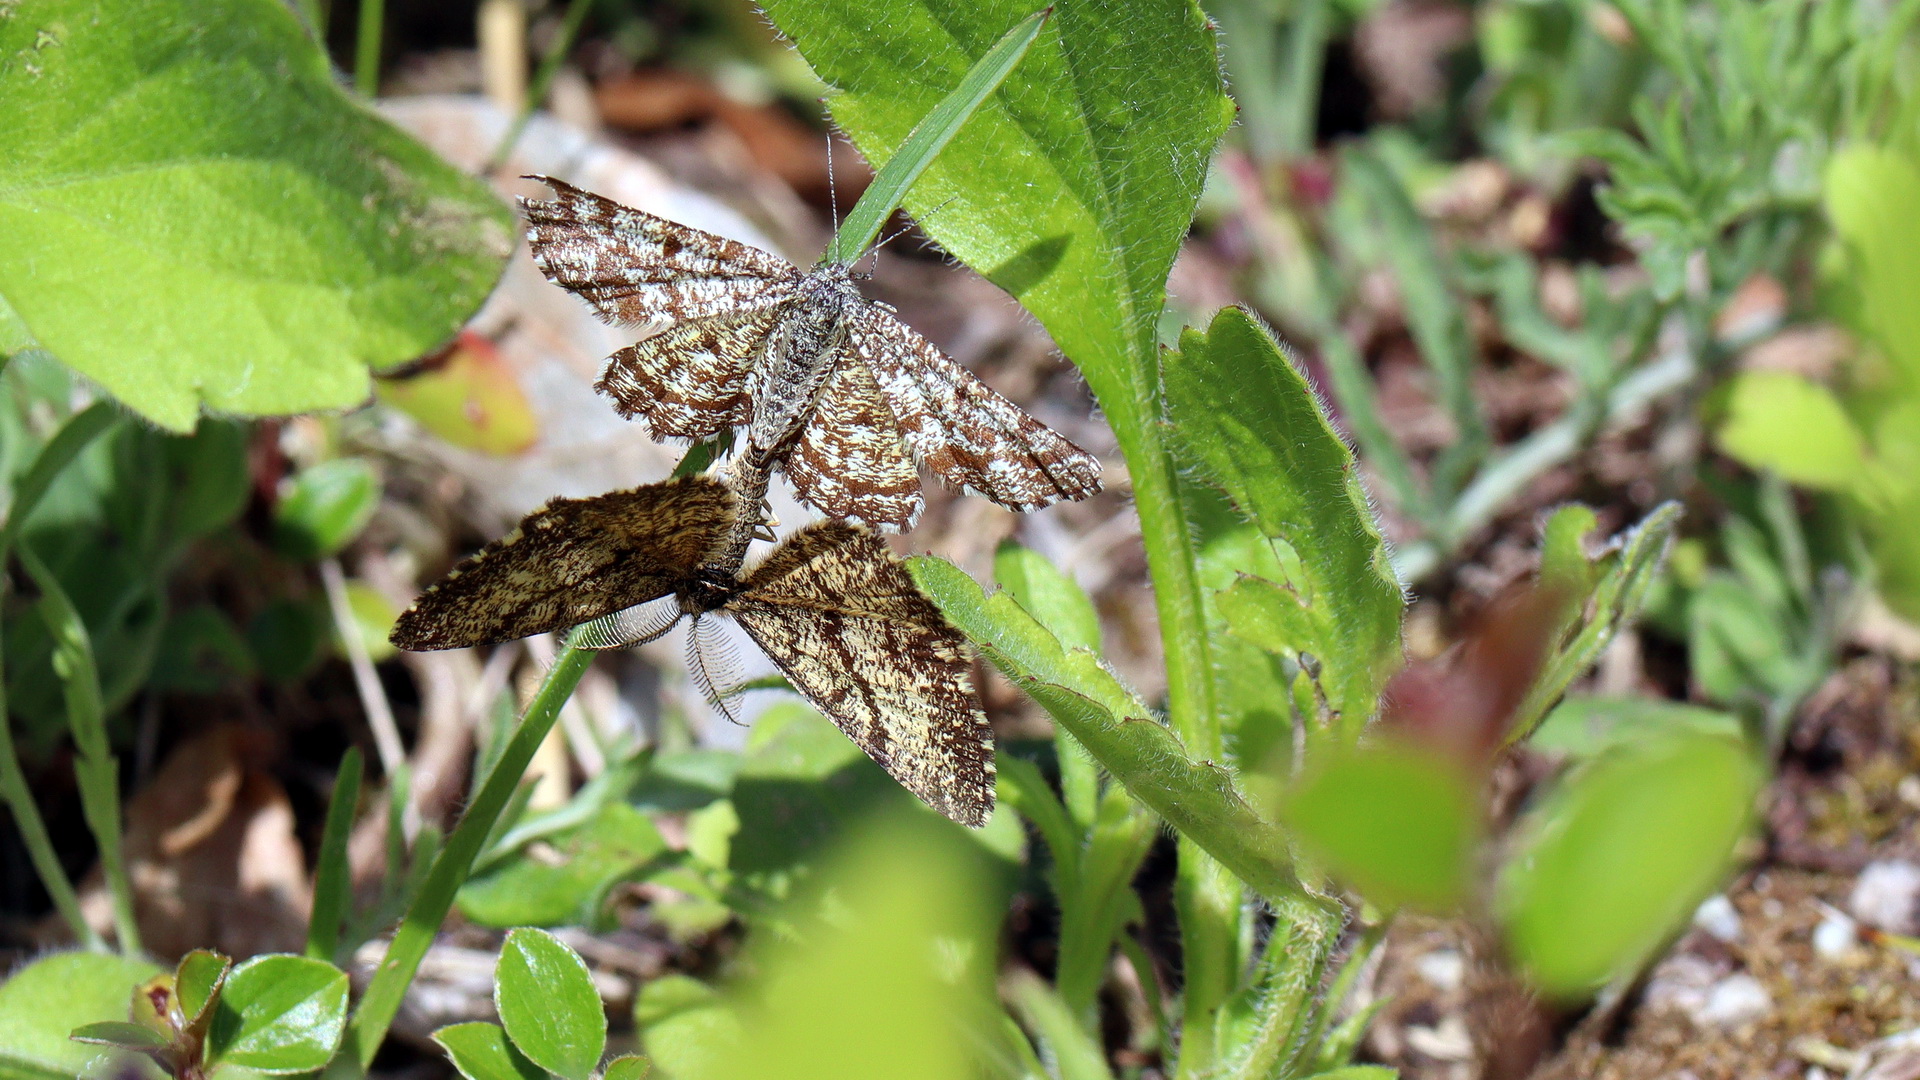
[[392, 178, 1102, 826]]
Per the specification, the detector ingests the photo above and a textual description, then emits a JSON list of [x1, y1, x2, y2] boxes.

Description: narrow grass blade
[[345, 640, 594, 1068], [0, 401, 120, 554], [354, 0, 384, 97], [307, 746, 364, 962], [485, 0, 596, 173], [822, 7, 1051, 264], [0, 403, 120, 951], [19, 543, 140, 954]]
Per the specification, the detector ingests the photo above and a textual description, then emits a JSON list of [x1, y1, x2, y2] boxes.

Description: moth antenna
[[862, 195, 962, 276], [685, 614, 747, 726]]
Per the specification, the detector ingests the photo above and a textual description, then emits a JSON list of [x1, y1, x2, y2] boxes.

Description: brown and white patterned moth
[[520, 176, 1102, 531], [388, 476, 995, 827]]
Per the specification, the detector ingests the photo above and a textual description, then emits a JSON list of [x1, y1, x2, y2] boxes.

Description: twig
[[321, 558, 408, 781]]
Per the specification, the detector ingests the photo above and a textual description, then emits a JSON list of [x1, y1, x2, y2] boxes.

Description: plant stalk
[[345, 639, 593, 1068]]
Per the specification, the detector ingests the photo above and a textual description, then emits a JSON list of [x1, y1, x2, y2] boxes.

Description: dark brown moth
[[519, 176, 1102, 531], [388, 475, 995, 827]]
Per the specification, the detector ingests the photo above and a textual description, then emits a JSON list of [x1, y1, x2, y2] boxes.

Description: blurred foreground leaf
[[0, 952, 161, 1079], [0, 0, 513, 430], [684, 814, 998, 1080], [1279, 740, 1478, 911], [1501, 733, 1759, 996]]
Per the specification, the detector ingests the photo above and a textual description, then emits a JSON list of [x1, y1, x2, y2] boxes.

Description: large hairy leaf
[[760, 0, 1232, 439], [911, 557, 1306, 905], [1163, 307, 1405, 736], [0, 0, 513, 430]]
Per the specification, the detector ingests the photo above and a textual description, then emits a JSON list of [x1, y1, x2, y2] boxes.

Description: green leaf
[[603, 1054, 652, 1080], [0, 0, 512, 431], [458, 802, 670, 928], [994, 541, 1102, 825], [728, 703, 913, 878], [1710, 372, 1870, 494], [822, 7, 1051, 264], [911, 556, 1307, 904], [173, 950, 232, 1033], [206, 955, 349, 1073], [993, 541, 1100, 652], [634, 976, 744, 1080], [1279, 740, 1478, 911], [273, 459, 381, 561], [762, 0, 1231, 444], [1501, 733, 1759, 997], [1530, 697, 1744, 759], [1163, 307, 1404, 734], [692, 815, 999, 1080], [432, 1022, 547, 1080], [495, 928, 606, 1080], [375, 333, 539, 457], [307, 748, 363, 964], [0, 952, 162, 1079], [68, 1014, 168, 1053], [1507, 503, 1682, 745], [1305, 1069, 1399, 1080], [1003, 970, 1114, 1080], [1824, 145, 1920, 384], [334, 580, 400, 664], [68, 1022, 170, 1051]]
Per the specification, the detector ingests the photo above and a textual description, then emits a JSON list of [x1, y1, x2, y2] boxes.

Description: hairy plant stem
[[1104, 355, 1240, 1077]]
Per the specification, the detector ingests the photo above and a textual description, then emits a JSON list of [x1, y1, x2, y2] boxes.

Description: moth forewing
[[725, 524, 996, 828], [388, 477, 737, 652]]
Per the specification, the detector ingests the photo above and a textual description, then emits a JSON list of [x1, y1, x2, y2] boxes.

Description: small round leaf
[[495, 929, 606, 1080], [433, 1022, 546, 1080], [272, 459, 381, 560], [206, 954, 349, 1073], [602, 1054, 652, 1080]]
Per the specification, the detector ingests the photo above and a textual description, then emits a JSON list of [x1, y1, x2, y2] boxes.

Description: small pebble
[[1696, 974, 1772, 1027], [1414, 949, 1465, 993], [1693, 894, 1742, 942], [1850, 860, 1920, 934], [1404, 1015, 1474, 1061], [1813, 909, 1859, 959]]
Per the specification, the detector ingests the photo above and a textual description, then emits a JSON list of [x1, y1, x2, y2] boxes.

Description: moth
[[520, 177, 1102, 531], [389, 476, 995, 827]]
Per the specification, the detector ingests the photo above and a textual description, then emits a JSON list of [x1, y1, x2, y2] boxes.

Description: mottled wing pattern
[[850, 307, 1103, 512], [596, 309, 780, 440], [522, 176, 802, 328], [391, 477, 736, 651], [781, 350, 924, 529], [726, 524, 994, 826]]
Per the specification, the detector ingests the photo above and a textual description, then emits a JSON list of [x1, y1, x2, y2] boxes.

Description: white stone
[[1812, 909, 1858, 959], [1693, 894, 1742, 942], [1850, 861, 1920, 934], [1414, 949, 1465, 992], [1696, 974, 1772, 1027]]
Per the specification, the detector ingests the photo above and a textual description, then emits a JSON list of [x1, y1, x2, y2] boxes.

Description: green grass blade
[[307, 746, 364, 963], [345, 640, 594, 1068], [821, 7, 1051, 265], [18, 543, 140, 955], [0, 402, 121, 951], [0, 402, 120, 554]]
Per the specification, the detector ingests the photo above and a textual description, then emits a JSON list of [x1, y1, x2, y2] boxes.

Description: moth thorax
[[746, 266, 863, 453], [679, 569, 743, 615]]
